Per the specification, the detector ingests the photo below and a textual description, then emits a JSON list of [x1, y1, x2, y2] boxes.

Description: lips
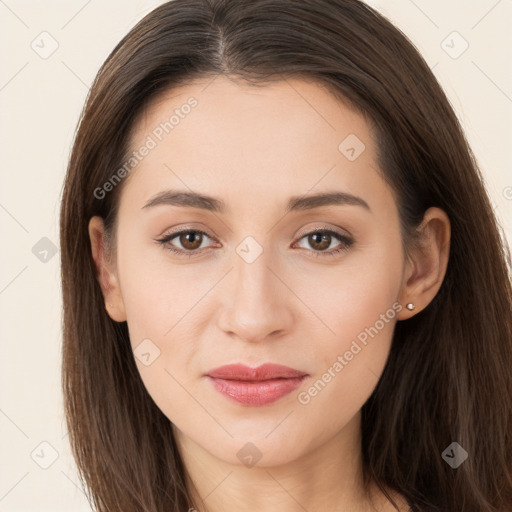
[[206, 363, 309, 406]]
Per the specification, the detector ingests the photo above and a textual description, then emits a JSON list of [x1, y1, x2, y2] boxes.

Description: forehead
[[119, 75, 393, 218], [132, 75, 371, 155]]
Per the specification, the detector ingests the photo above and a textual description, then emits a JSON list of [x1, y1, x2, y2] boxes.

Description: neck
[[173, 412, 389, 512]]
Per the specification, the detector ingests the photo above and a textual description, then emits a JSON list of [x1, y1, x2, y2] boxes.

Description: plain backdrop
[[0, 0, 511, 510]]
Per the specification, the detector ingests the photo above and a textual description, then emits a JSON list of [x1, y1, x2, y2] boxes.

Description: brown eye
[[156, 229, 215, 256], [178, 231, 204, 251], [307, 232, 332, 251], [295, 229, 354, 257]]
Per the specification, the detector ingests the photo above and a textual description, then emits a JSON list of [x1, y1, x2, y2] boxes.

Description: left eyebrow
[[285, 191, 371, 213]]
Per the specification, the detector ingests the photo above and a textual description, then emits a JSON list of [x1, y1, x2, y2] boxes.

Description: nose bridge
[[234, 244, 274, 305], [217, 238, 293, 342]]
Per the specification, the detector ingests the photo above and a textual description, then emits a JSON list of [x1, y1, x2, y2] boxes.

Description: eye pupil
[[181, 232, 203, 250], [309, 233, 330, 251]]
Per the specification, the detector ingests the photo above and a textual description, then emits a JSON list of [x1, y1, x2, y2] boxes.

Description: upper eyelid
[[294, 225, 351, 239], [157, 228, 216, 246]]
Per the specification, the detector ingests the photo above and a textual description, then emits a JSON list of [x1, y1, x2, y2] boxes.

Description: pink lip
[[206, 363, 308, 406]]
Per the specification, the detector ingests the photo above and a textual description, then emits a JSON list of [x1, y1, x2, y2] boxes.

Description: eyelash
[[155, 227, 354, 259]]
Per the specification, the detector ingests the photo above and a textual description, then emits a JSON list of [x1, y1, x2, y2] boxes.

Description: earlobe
[[397, 207, 451, 320], [88, 216, 127, 322]]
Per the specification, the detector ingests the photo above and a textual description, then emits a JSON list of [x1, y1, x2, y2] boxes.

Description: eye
[[156, 229, 217, 257], [156, 227, 354, 259], [294, 228, 354, 257]]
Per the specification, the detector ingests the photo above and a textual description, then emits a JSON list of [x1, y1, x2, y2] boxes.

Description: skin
[[89, 75, 450, 512]]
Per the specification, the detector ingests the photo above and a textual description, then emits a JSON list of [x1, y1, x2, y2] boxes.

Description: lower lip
[[207, 376, 307, 406]]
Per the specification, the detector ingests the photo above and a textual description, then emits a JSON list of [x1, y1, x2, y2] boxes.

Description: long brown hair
[[59, 1, 512, 510]]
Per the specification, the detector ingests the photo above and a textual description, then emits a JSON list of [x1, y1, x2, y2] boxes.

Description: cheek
[[118, 255, 202, 425], [292, 238, 403, 407], [294, 231, 403, 348], [117, 236, 209, 343], [115, 241, 206, 406]]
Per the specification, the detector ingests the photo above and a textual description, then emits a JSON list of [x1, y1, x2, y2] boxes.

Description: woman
[[59, 0, 512, 511]]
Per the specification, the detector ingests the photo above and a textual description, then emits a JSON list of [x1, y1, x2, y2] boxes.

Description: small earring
[[105, 303, 113, 310], [406, 303, 415, 311]]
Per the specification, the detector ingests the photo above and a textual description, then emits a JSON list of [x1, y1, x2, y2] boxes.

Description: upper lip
[[206, 363, 308, 381]]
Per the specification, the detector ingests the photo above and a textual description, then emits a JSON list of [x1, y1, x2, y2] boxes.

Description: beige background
[[0, 0, 511, 510]]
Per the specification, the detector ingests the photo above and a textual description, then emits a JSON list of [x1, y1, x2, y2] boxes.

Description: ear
[[88, 216, 127, 322], [397, 207, 451, 320]]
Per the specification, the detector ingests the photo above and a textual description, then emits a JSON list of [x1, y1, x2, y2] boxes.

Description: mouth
[[205, 363, 309, 406]]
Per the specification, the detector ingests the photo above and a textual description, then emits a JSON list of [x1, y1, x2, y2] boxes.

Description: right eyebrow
[[142, 190, 226, 212]]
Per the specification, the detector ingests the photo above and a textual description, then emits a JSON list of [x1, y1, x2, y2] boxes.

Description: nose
[[216, 247, 295, 344]]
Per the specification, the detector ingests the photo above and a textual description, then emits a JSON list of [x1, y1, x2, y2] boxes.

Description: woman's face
[[105, 76, 409, 466]]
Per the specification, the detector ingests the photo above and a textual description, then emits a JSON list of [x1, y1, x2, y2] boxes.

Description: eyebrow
[[142, 190, 371, 213]]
